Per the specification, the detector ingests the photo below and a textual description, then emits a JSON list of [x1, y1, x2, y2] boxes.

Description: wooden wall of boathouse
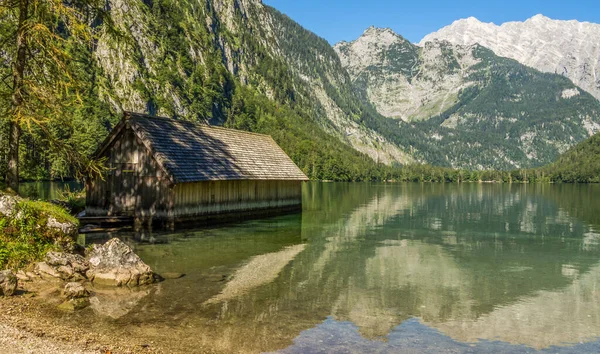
[[86, 126, 173, 218], [86, 124, 304, 225], [171, 180, 302, 219]]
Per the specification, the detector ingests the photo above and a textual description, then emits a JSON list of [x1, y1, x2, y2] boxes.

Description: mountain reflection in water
[[72, 183, 600, 353]]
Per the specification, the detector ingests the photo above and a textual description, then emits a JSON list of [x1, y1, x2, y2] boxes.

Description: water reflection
[[67, 183, 600, 353], [18, 180, 82, 200]]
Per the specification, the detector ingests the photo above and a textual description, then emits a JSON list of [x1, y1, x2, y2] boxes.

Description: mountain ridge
[[334, 25, 600, 169], [420, 14, 600, 100]]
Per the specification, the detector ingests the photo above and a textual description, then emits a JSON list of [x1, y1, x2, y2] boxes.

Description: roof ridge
[[125, 112, 273, 139]]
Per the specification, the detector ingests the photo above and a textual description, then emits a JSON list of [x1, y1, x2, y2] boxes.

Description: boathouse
[[85, 113, 308, 228]]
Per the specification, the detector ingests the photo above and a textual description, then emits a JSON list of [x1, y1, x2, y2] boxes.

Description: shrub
[[0, 197, 78, 269]]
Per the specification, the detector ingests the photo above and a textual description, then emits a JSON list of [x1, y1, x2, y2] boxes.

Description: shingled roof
[[101, 113, 309, 183]]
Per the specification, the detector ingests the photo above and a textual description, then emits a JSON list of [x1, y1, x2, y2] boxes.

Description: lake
[[69, 182, 600, 353]]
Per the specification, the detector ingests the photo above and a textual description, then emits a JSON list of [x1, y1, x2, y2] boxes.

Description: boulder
[[63, 282, 90, 299], [0, 192, 78, 238], [46, 251, 89, 273], [34, 252, 89, 281], [0, 193, 19, 217], [57, 298, 90, 311], [34, 262, 63, 281], [87, 238, 157, 287], [47, 216, 78, 238], [0, 270, 18, 296]]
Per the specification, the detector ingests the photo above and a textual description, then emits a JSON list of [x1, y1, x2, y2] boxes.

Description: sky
[[262, 0, 600, 44]]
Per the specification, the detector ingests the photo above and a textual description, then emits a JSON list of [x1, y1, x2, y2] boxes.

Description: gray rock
[[35, 252, 89, 281], [87, 238, 157, 287], [63, 282, 90, 299], [47, 216, 78, 237], [15, 270, 31, 282], [0, 270, 18, 296], [0, 193, 20, 217], [34, 262, 63, 281], [0, 193, 78, 238]]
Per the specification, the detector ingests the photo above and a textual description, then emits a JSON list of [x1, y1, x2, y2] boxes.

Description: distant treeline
[[388, 132, 600, 183]]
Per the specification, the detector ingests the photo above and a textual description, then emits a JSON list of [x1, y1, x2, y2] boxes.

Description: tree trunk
[[6, 0, 29, 192], [6, 122, 21, 192]]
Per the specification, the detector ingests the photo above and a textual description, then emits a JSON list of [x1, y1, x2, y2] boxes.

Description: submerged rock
[[160, 272, 185, 280], [0, 270, 18, 296], [63, 282, 90, 299], [87, 238, 157, 287], [89, 286, 153, 319], [57, 298, 90, 311]]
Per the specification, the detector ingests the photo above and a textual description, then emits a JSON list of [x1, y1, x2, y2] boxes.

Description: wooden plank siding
[[172, 180, 302, 218], [86, 127, 172, 218]]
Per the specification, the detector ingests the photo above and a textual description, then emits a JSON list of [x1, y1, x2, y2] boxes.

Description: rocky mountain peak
[[420, 15, 600, 100]]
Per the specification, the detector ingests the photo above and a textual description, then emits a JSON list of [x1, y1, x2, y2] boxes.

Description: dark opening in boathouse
[[85, 112, 309, 229]]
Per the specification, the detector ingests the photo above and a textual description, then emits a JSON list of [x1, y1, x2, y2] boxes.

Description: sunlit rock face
[[421, 15, 600, 100], [94, 0, 412, 166], [335, 27, 481, 122], [334, 24, 600, 170]]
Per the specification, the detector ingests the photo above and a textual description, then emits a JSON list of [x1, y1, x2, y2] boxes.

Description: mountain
[[335, 27, 600, 169], [421, 15, 600, 101], [94, 0, 414, 169], [541, 133, 600, 183], [5, 0, 424, 181]]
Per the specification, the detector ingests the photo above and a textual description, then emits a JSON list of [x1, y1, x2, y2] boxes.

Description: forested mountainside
[[422, 15, 600, 101], [540, 133, 600, 183], [335, 27, 600, 169], [2, 1, 599, 181], [1, 0, 418, 182]]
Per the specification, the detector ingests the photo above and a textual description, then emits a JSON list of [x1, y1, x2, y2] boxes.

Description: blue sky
[[263, 0, 600, 44]]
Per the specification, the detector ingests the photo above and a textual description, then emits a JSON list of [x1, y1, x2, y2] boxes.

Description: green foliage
[[539, 133, 600, 183], [0, 198, 77, 269]]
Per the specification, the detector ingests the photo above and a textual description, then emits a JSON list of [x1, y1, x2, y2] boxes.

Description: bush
[[0, 197, 78, 269]]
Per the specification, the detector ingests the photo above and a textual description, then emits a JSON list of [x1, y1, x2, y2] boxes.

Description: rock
[[47, 216, 78, 237], [35, 252, 89, 281], [34, 262, 62, 281], [89, 287, 152, 319], [57, 298, 90, 311], [160, 272, 184, 280], [63, 282, 90, 299], [0, 193, 20, 217], [46, 251, 88, 272], [87, 238, 157, 287], [0, 270, 18, 296], [15, 270, 31, 282]]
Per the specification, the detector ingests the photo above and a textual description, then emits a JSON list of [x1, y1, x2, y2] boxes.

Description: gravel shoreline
[[0, 282, 157, 354], [0, 322, 100, 354]]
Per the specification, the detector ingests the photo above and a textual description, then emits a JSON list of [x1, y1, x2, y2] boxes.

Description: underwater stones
[[160, 272, 185, 280], [87, 238, 157, 287], [57, 298, 90, 312], [0, 270, 18, 296], [63, 282, 90, 300], [89, 287, 152, 319]]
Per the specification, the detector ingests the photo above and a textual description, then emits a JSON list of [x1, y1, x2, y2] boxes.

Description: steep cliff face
[[421, 15, 600, 101], [335, 28, 480, 122], [93, 0, 412, 166], [335, 26, 600, 169]]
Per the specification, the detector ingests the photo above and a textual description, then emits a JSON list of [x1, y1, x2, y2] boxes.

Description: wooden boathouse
[[85, 112, 309, 229]]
